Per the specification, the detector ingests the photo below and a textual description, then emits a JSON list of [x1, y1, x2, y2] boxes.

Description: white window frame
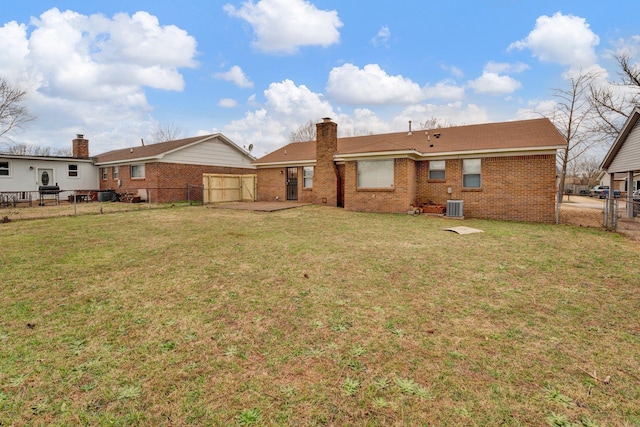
[[113, 166, 119, 179], [303, 166, 314, 188], [357, 159, 394, 189], [131, 164, 145, 179], [68, 164, 79, 178], [428, 160, 445, 180], [101, 168, 107, 180], [463, 159, 482, 188], [0, 160, 10, 177]]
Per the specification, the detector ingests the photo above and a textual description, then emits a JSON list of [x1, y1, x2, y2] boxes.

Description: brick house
[[94, 134, 256, 203], [253, 118, 567, 223]]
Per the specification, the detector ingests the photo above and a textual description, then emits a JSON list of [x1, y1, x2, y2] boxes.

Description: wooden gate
[[203, 174, 257, 204]]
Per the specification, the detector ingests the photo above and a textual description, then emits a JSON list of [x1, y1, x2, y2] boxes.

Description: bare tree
[[419, 116, 455, 129], [590, 53, 640, 140], [2, 143, 50, 156], [550, 71, 602, 203], [150, 122, 186, 143], [0, 76, 35, 143], [289, 120, 317, 142]]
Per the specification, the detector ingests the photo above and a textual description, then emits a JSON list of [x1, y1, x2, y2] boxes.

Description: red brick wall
[[343, 158, 417, 214], [99, 162, 254, 203], [255, 153, 557, 223], [313, 119, 339, 206], [416, 155, 557, 223]]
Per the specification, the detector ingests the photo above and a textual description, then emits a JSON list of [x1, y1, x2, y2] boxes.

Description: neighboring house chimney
[[72, 134, 89, 158], [314, 118, 339, 206]]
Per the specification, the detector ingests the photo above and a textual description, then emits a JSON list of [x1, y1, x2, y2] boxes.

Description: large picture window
[[131, 164, 145, 179], [428, 160, 445, 180], [0, 161, 9, 176], [303, 166, 313, 188], [357, 159, 394, 188], [463, 159, 481, 188]]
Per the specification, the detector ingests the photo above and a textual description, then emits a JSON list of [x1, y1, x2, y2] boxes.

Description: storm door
[[38, 169, 54, 186], [286, 167, 298, 201]]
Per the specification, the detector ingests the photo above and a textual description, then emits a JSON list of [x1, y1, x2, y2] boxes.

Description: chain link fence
[[0, 185, 205, 222], [557, 192, 640, 239]]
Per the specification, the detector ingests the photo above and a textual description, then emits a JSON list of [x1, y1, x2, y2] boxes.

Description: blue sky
[[0, 1, 638, 156]]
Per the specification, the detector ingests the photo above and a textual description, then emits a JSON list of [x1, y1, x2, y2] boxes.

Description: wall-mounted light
[[29, 166, 34, 170], [280, 170, 283, 174]]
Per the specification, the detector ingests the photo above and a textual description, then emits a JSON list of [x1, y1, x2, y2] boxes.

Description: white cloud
[[222, 79, 335, 155], [484, 61, 529, 74], [326, 63, 423, 105], [371, 26, 390, 47], [509, 12, 599, 69], [223, 0, 342, 54], [214, 65, 254, 88], [423, 80, 465, 100], [0, 8, 197, 153], [219, 98, 238, 108], [442, 64, 464, 79], [468, 72, 522, 95], [395, 103, 489, 128]]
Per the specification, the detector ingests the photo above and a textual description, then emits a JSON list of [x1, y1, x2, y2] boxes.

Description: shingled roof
[[95, 134, 254, 164], [254, 118, 566, 165]]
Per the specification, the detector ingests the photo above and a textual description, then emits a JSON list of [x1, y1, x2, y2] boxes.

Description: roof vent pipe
[[408, 120, 412, 136]]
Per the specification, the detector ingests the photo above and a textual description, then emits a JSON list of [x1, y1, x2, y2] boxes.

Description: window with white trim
[[131, 164, 145, 179], [113, 166, 119, 179], [303, 166, 314, 188], [357, 159, 394, 188], [463, 159, 481, 188], [428, 160, 445, 180], [101, 168, 107, 180], [68, 164, 78, 177], [0, 161, 9, 176]]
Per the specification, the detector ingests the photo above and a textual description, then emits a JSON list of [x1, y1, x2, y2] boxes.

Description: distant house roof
[[600, 107, 640, 171], [94, 133, 255, 165], [254, 118, 566, 166]]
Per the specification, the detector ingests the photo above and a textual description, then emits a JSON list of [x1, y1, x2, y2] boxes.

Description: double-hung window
[[462, 159, 481, 188], [101, 168, 108, 180], [68, 164, 78, 177], [113, 166, 119, 179], [428, 160, 445, 180], [0, 161, 9, 176], [357, 159, 394, 188], [303, 166, 313, 188], [131, 164, 145, 179]]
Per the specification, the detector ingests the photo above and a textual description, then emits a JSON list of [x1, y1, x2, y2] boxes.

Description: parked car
[[589, 185, 620, 199], [589, 185, 609, 197], [633, 189, 640, 201]]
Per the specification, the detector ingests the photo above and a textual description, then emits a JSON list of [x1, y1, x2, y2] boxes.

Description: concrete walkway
[[207, 201, 310, 212]]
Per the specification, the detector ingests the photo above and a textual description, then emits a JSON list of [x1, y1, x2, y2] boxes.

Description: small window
[[68, 164, 78, 177], [357, 160, 394, 188], [463, 159, 481, 188], [131, 164, 145, 179], [101, 168, 107, 180], [303, 166, 314, 188], [428, 160, 445, 180], [0, 161, 9, 176], [113, 166, 119, 179]]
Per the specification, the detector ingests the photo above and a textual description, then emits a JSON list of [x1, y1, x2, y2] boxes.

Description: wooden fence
[[202, 174, 257, 204]]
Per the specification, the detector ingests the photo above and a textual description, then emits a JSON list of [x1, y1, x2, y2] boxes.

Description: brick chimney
[[72, 134, 89, 158], [313, 118, 339, 206]]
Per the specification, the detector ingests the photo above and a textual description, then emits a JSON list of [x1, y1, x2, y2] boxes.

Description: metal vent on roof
[[446, 200, 464, 218]]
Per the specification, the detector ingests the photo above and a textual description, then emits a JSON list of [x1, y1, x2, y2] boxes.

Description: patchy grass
[[1, 205, 639, 425]]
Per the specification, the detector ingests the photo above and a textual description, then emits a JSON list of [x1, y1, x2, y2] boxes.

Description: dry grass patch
[[1, 205, 639, 425]]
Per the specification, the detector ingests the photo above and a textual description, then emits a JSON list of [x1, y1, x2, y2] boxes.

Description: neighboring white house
[[600, 106, 640, 218], [1, 135, 98, 203]]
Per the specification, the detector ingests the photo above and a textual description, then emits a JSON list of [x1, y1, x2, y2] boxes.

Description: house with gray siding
[[600, 107, 640, 218]]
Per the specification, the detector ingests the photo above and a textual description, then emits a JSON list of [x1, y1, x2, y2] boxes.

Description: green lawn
[[1, 205, 639, 426]]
